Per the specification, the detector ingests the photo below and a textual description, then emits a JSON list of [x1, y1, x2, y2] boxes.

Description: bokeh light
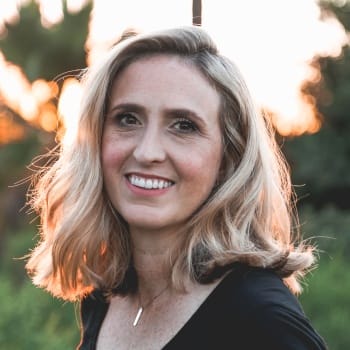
[[0, 0, 348, 141]]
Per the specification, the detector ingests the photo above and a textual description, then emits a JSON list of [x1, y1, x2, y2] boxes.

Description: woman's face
[[102, 55, 223, 235]]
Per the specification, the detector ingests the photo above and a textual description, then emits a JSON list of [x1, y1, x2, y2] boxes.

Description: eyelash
[[114, 112, 140, 127], [111, 113, 199, 134], [172, 118, 199, 133]]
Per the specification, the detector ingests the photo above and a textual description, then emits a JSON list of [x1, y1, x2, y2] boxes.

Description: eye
[[115, 113, 141, 127], [172, 118, 198, 133]]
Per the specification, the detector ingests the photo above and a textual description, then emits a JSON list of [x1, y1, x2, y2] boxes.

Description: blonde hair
[[26, 26, 314, 301]]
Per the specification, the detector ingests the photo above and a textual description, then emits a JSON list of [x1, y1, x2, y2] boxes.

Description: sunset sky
[[0, 0, 348, 137]]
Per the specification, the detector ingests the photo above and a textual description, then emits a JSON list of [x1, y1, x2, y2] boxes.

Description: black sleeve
[[76, 290, 109, 350], [246, 303, 328, 350], [233, 267, 328, 350], [164, 264, 328, 350]]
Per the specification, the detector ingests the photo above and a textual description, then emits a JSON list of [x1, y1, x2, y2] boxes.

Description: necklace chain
[[133, 283, 170, 327]]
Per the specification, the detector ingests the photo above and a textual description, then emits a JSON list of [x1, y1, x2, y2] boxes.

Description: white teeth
[[152, 179, 159, 189], [129, 175, 173, 190]]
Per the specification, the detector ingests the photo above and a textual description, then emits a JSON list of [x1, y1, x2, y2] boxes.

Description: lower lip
[[125, 177, 173, 196]]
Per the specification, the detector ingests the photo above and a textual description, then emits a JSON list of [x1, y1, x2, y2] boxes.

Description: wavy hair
[[26, 26, 314, 300]]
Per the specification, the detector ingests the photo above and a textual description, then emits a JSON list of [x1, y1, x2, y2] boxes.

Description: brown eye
[[116, 113, 141, 127], [172, 118, 198, 133]]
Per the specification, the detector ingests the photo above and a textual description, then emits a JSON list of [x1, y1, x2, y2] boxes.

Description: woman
[[26, 26, 327, 349]]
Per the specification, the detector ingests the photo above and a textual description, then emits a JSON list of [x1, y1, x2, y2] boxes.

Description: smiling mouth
[[127, 175, 174, 190]]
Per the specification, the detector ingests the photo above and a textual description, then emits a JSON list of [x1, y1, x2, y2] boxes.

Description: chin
[[127, 217, 182, 234], [129, 220, 168, 231]]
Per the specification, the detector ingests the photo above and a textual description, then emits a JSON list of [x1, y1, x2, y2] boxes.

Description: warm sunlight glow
[[35, 0, 63, 27], [0, 112, 25, 144], [38, 102, 58, 132], [19, 92, 38, 120], [0, 0, 89, 31], [0, 52, 32, 119], [83, 0, 347, 136], [0, 0, 19, 22], [31, 79, 58, 104], [0, 0, 348, 139], [57, 77, 82, 146], [201, 0, 348, 135], [66, 0, 90, 14], [0, 52, 58, 130], [86, 0, 192, 65], [0, 0, 28, 36]]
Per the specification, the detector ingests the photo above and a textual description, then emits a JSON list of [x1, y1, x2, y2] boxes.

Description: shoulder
[[80, 289, 109, 317], [218, 264, 328, 349], [221, 263, 301, 312], [78, 290, 110, 349]]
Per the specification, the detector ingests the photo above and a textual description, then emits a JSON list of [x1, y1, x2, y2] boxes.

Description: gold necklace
[[133, 284, 170, 327]]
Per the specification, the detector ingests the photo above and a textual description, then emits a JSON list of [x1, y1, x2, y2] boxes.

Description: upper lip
[[125, 172, 175, 183]]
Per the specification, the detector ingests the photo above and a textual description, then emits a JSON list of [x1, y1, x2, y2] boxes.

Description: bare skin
[[96, 242, 223, 350], [98, 55, 224, 349]]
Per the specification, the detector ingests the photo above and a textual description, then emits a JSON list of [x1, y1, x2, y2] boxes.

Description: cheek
[[179, 146, 222, 187], [101, 136, 129, 171]]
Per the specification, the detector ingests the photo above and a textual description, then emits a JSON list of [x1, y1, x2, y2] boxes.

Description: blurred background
[[0, 0, 349, 348]]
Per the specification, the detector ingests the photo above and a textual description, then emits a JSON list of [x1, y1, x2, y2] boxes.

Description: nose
[[133, 126, 166, 164]]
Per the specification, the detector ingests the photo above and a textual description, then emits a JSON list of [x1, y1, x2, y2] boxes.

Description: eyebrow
[[107, 103, 145, 115], [165, 108, 207, 127], [107, 103, 206, 126]]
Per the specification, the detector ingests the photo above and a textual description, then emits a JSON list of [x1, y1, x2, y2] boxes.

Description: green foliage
[[0, 1, 349, 349], [0, 228, 79, 349], [284, 7, 350, 346], [300, 256, 350, 350], [297, 205, 350, 349], [283, 2, 350, 210], [0, 280, 79, 350], [0, 1, 91, 81], [0, 132, 41, 188], [0, 4, 89, 347], [284, 46, 350, 209], [1, 227, 38, 282], [299, 205, 350, 259], [319, 0, 350, 32], [0, 129, 53, 233]]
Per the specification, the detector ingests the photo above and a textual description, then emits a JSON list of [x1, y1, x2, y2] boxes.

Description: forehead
[[109, 54, 220, 114], [114, 53, 206, 82]]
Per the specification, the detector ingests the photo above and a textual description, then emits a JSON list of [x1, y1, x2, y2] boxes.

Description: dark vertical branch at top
[[192, 0, 202, 26]]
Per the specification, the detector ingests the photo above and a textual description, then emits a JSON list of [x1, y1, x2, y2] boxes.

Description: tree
[[284, 1, 350, 210], [0, 3, 92, 348], [0, 1, 91, 81]]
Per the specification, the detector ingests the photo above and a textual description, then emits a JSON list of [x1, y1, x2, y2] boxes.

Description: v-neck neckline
[[162, 264, 241, 348]]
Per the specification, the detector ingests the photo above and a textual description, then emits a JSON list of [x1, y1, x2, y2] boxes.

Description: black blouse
[[77, 263, 327, 349]]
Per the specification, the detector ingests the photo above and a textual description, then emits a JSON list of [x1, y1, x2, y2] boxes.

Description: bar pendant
[[133, 307, 143, 327]]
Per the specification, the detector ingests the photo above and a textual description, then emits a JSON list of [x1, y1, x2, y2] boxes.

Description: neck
[[130, 227, 178, 299], [133, 246, 172, 298]]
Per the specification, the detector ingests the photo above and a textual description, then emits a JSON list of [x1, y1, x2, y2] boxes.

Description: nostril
[[132, 137, 166, 163]]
